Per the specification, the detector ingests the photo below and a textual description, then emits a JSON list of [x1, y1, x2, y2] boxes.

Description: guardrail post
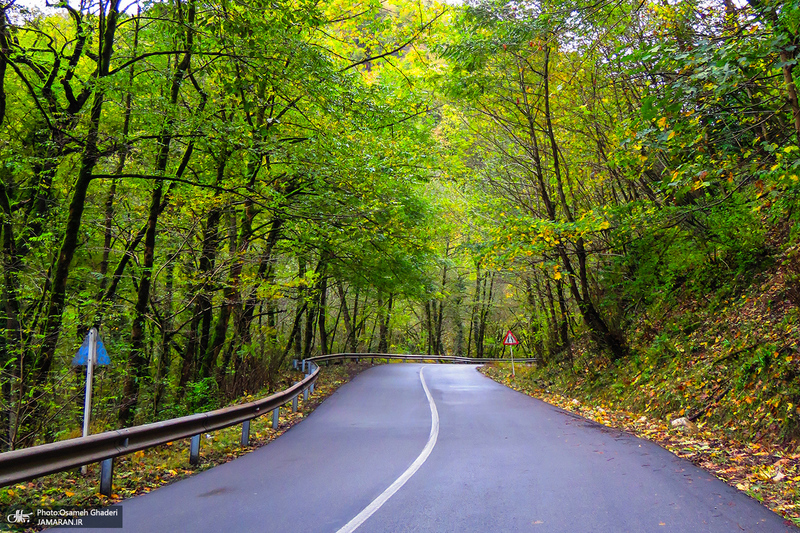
[[241, 420, 251, 446], [310, 382, 315, 394], [304, 387, 309, 402], [99, 458, 114, 496], [189, 434, 201, 465], [293, 359, 298, 370], [292, 395, 298, 413], [301, 360, 306, 372], [272, 408, 280, 429]]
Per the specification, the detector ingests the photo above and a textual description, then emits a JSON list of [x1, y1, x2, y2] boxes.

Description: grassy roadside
[[480, 362, 800, 527], [1, 361, 374, 532]]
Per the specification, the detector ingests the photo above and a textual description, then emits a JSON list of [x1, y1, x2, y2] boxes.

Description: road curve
[[59, 364, 797, 532]]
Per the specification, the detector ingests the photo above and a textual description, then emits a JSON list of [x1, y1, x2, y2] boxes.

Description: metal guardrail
[[307, 353, 537, 365], [0, 353, 531, 495], [0, 362, 320, 495]]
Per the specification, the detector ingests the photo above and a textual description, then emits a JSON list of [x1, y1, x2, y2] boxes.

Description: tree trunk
[[542, 44, 626, 360], [556, 278, 569, 349], [120, 0, 196, 426], [99, 14, 139, 297], [0, 180, 22, 450], [424, 300, 434, 355], [318, 272, 329, 355], [336, 280, 356, 352], [198, 156, 229, 378], [302, 255, 327, 358], [237, 218, 283, 350], [153, 259, 174, 416], [453, 272, 465, 356], [208, 210, 237, 383], [32, 2, 123, 442], [377, 293, 393, 353], [293, 259, 306, 358], [119, 182, 162, 426]]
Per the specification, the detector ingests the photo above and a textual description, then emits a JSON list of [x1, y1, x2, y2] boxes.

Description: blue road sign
[[71, 333, 111, 366]]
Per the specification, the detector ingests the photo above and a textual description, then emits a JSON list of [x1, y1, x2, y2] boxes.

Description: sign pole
[[502, 330, 519, 378], [80, 328, 96, 474]]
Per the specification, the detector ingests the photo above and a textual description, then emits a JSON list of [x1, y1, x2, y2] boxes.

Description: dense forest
[[0, 0, 797, 449]]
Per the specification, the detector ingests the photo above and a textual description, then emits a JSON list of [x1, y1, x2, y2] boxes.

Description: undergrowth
[[565, 227, 800, 443]]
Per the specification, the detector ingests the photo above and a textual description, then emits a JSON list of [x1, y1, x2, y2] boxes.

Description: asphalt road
[[60, 364, 798, 532]]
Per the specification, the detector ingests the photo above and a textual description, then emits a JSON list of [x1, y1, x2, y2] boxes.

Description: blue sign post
[[72, 328, 110, 472]]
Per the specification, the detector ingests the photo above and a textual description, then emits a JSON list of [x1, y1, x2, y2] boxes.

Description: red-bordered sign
[[502, 330, 519, 346]]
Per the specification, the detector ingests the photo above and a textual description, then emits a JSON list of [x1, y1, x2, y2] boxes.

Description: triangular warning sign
[[71, 332, 111, 366], [502, 330, 519, 346]]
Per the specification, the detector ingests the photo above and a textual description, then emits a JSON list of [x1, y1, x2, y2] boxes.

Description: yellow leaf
[[657, 117, 668, 129], [65, 491, 74, 497]]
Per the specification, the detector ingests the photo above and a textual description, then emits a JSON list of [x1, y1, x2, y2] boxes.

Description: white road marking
[[336, 366, 440, 533]]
